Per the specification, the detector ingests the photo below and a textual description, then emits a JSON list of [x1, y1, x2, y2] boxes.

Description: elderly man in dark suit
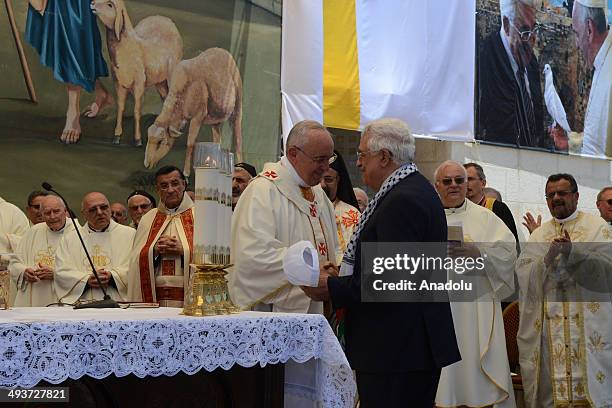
[[302, 118, 460, 408], [478, 0, 549, 148]]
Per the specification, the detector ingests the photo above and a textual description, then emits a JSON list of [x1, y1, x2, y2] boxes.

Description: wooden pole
[[5, 0, 37, 104]]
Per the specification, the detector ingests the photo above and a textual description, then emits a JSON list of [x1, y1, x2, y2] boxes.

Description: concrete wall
[[415, 138, 612, 241]]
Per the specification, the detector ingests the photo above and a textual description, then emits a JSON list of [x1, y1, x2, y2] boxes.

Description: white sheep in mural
[[144, 48, 243, 177], [92, 0, 182, 146]]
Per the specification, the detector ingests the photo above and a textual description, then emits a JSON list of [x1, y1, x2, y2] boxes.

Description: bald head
[[41, 195, 67, 231], [81, 192, 111, 231]]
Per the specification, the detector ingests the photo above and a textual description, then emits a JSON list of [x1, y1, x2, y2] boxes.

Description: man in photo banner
[[570, 0, 612, 157], [478, 0, 550, 149]]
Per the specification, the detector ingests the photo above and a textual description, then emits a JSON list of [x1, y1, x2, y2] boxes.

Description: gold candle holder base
[[182, 263, 241, 317]]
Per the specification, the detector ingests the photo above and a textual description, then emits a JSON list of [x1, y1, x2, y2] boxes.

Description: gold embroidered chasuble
[[517, 211, 612, 408], [54, 220, 135, 303], [127, 194, 194, 307], [9, 221, 73, 306]]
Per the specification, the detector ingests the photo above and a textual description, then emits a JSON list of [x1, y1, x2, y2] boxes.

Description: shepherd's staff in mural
[[25, 0, 114, 144], [144, 48, 243, 178], [92, 0, 182, 147]]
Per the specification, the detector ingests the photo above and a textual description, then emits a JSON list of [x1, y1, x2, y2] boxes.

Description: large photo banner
[[476, 0, 612, 160], [0, 0, 281, 209], [281, 0, 476, 143]]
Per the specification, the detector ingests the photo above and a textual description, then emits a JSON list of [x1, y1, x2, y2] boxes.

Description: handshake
[[301, 261, 338, 301]]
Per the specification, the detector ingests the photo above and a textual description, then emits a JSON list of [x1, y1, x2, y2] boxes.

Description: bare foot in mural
[[61, 108, 81, 144], [83, 81, 114, 118], [60, 85, 82, 144]]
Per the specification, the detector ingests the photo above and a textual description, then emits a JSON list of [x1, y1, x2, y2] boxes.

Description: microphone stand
[[42, 183, 119, 309]]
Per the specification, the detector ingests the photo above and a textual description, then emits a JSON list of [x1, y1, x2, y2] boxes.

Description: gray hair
[[286, 120, 330, 147], [40, 195, 65, 210], [597, 186, 612, 201], [500, 0, 535, 24], [575, 2, 608, 34], [362, 118, 415, 164], [433, 160, 467, 182]]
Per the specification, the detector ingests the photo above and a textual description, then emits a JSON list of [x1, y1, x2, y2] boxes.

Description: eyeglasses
[[292, 146, 337, 165], [84, 204, 110, 215], [439, 177, 466, 186], [510, 21, 539, 42], [129, 204, 152, 211], [597, 199, 612, 206], [545, 190, 576, 200], [356, 150, 384, 161]]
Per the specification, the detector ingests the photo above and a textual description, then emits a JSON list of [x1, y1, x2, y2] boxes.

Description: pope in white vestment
[[578, 27, 612, 157], [54, 220, 134, 303], [516, 210, 612, 407], [229, 156, 340, 314], [9, 220, 73, 306], [127, 193, 194, 307]]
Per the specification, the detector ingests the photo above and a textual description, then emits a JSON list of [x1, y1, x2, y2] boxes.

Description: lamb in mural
[[144, 48, 243, 177], [92, 0, 182, 146]]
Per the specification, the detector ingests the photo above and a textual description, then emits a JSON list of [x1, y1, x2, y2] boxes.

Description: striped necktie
[[516, 69, 536, 145]]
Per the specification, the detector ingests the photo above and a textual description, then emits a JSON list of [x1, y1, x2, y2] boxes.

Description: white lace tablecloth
[[0, 308, 355, 407]]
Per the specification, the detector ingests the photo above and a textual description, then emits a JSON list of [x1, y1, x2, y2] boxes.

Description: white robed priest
[[516, 173, 612, 407], [9, 195, 73, 306], [0, 195, 30, 305], [229, 120, 340, 313], [434, 161, 517, 408], [127, 166, 194, 307], [54, 192, 134, 304]]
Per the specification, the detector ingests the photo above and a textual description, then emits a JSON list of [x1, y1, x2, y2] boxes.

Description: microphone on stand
[[42, 182, 119, 309]]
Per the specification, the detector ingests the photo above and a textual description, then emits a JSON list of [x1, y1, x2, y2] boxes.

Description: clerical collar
[[444, 199, 467, 214], [554, 210, 579, 224], [87, 223, 110, 233], [281, 155, 309, 187], [48, 220, 68, 233]]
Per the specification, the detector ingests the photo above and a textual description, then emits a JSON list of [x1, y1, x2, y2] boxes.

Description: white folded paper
[[283, 241, 320, 287]]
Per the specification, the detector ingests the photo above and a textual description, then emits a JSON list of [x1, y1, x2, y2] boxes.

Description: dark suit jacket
[[478, 29, 547, 148], [327, 172, 461, 373]]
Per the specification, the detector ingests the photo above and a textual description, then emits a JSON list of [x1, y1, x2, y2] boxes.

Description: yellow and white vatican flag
[[281, 0, 475, 143]]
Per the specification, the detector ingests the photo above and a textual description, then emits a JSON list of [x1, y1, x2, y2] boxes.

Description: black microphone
[[42, 182, 119, 309]]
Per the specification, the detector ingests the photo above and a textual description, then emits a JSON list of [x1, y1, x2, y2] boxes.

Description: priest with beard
[[516, 173, 612, 407], [10, 195, 72, 306], [128, 166, 194, 307], [320, 150, 360, 262]]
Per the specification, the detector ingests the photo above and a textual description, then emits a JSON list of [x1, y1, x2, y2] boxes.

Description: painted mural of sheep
[[144, 48, 243, 177], [92, 0, 182, 146]]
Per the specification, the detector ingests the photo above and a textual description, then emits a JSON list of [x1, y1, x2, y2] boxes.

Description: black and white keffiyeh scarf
[[340, 162, 418, 276]]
